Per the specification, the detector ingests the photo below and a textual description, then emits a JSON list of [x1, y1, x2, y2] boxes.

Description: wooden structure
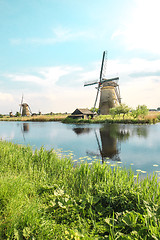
[[73, 127, 91, 135], [69, 108, 94, 119], [21, 103, 31, 116], [84, 51, 121, 115], [19, 95, 32, 116], [99, 80, 121, 115]]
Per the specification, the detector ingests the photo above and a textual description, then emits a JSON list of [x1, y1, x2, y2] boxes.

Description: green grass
[[0, 141, 160, 239], [0, 114, 68, 122], [1, 112, 159, 124], [63, 113, 159, 124]]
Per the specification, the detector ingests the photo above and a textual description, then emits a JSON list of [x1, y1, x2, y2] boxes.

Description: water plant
[[0, 140, 160, 239]]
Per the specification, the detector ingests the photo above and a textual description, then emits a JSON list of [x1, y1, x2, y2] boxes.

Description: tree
[[109, 107, 117, 119], [131, 105, 148, 119], [90, 107, 99, 113], [110, 104, 130, 119], [119, 104, 131, 119], [15, 112, 21, 117]]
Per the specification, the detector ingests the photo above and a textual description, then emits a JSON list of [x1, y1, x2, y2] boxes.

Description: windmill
[[19, 95, 32, 116], [84, 51, 121, 115]]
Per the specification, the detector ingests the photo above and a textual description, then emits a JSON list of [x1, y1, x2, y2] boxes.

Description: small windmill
[[19, 95, 32, 116], [84, 51, 121, 115]]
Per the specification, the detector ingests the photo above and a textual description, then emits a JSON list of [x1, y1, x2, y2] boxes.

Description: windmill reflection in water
[[20, 123, 30, 142], [73, 125, 130, 163]]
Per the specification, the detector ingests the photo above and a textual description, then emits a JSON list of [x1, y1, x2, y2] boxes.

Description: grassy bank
[[63, 112, 160, 124], [0, 112, 160, 124], [0, 141, 160, 239], [0, 114, 68, 122]]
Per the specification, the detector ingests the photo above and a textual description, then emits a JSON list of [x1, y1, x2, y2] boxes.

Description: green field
[[0, 141, 160, 239]]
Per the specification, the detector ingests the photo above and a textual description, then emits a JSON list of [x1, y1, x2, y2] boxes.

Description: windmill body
[[21, 103, 31, 116], [19, 95, 32, 116], [84, 51, 121, 115], [99, 79, 120, 115]]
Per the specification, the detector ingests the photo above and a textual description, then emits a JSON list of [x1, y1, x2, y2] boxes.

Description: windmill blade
[[94, 130, 102, 155], [93, 84, 100, 111], [114, 85, 121, 104], [84, 80, 99, 87], [19, 94, 23, 114], [84, 51, 107, 87], [94, 129, 104, 163], [101, 77, 119, 83], [92, 51, 107, 111], [101, 51, 107, 79], [99, 51, 107, 82], [28, 105, 32, 115], [117, 85, 121, 104], [86, 151, 101, 157]]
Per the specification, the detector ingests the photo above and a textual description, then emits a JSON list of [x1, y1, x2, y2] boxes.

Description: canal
[[0, 121, 159, 175]]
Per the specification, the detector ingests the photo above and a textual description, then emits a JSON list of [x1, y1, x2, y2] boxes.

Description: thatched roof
[[71, 108, 94, 115]]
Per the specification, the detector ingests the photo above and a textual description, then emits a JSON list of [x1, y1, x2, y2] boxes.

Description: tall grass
[[0, 114, 68, 122], [1, 112, 159, 124], [0, 141, 160, 239], [63, 113, 160, 124]]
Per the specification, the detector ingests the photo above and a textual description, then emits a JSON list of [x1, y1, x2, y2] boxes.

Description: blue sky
[[0, 0, 160, 114]]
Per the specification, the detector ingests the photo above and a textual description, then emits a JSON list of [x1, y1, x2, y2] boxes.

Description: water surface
[[0, 121, 159, 175]]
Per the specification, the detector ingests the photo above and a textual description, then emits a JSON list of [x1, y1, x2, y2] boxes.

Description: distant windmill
[[19, 95, 32, 116], [84, 51, 121, 115]]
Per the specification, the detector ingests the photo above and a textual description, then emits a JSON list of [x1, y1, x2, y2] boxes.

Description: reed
[[0, 141, 160, 239], [0, 114, 68, 122]]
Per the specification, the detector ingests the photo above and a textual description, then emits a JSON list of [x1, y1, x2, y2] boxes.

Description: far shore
[[0, 111, 159, 124], [0, 114, 68, 122]]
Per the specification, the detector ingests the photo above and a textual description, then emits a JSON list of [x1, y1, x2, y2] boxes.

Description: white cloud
[[0, 92, 13, 102], [10, 26, 95, 45], [112, 0, 160, 54], [1, 57, 160, 114], [6, 74, 43, 85], [4, 66, 83, 88], [107, 58, 160, 109], [0, 92, 14, 114]]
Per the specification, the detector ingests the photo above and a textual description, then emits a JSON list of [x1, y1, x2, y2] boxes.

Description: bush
[[157, 115, 160, 121], [15, 112, 21, 117], [131, 105, 149, 119], [90, 107, 99, 113], [110, 104, 131, 119]]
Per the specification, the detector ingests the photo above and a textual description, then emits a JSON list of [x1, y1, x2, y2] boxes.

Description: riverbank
[[0, 114, 68, 122], [0, 141, 160, 239], [63, 111, 160, 124], [0, 111, 159, 124]]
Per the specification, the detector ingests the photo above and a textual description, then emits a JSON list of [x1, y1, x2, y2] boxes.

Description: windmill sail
[[19, 94, 23, 114], [84, 80, 99, 87], [84, 51, 121, 114], [115, 85, 121, 104], [93, 51, 107, 111], [19, 95, 32, 116]]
